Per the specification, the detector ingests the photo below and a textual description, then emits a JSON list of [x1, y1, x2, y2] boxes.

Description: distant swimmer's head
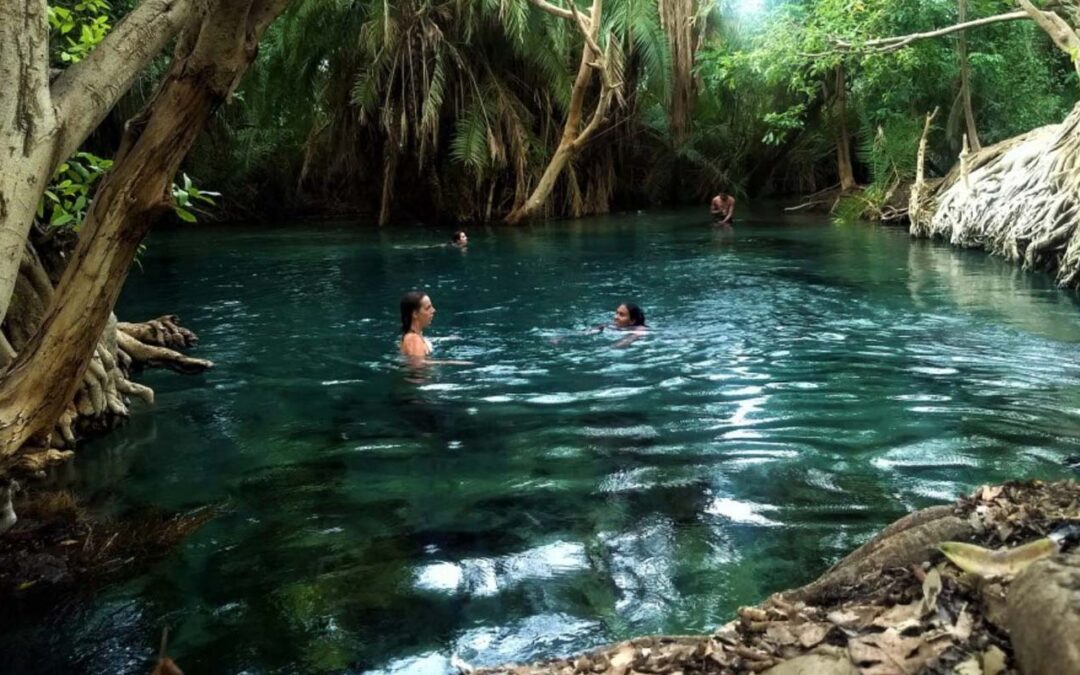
[[451, 230, 468, 247], [614, 302, 646, 328], [400, 291, 435, 334]]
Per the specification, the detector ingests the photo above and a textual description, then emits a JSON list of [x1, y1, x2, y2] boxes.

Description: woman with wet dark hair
[[609, 302, 647, 346], [449, 230, 468, 247], [398, 291, 472, 365], [614, 302, 646, 328], [400, 291, 435, 358]]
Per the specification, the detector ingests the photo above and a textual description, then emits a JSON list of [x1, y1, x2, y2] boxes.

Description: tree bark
[[0, 0, 195, 332], [957, 0, 981, 152], [833, 67, 857, 191], [0, 0, 56, 337], [0, 0, 287, 467], [659, 0, 699, 147]]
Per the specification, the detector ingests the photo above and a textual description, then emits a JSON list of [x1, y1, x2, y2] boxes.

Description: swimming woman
[[399, 291, 472, 364], [612, 302, 646, 331], [449, 230, 468, 248], [553, 302, 647, 346], [609, 302, 647, 347]]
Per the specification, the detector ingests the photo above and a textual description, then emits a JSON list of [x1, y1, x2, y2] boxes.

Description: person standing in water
[[400, 291, 436, 358], [399, 291, 472, 364], [710, 192, 735, 226]]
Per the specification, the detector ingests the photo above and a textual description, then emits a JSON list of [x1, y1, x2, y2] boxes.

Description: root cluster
[[913, 102, 1080, 287]]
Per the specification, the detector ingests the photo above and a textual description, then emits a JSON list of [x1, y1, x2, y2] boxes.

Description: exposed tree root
[[0, 235, 212, 479], [912, 102, 1080, 287]]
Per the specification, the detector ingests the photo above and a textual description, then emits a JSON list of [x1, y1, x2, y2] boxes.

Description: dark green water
[[3, 210, 1080, 674]]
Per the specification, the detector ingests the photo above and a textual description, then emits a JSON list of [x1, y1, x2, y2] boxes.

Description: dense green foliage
[[38, 0, 216, 232], [69, 0, 1080, 223]]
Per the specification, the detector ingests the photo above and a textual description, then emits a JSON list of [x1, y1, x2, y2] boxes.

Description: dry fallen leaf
[[828, 605, 883, 630], [980, 485, 1004, 502], [848, 627, 949, 675], [920, 568, 942, 615], [609, 645, 635, 669], [870, 602, 920, 629], [981, 645, 1007, 675], [760, 646, 858, 675], [792, 622, 830, 649], [766, 623, 798, 646], [953, 655, 982, 675], [951, 608, 974, 642], [939, 538, 1057, 579]]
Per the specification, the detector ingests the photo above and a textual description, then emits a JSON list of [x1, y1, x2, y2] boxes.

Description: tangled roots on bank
[[1, 230, 213, 476], [913, 101, 1080, 287]]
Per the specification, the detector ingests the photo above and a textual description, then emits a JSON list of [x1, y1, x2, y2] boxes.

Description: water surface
[[3, 209, 1079, 673]]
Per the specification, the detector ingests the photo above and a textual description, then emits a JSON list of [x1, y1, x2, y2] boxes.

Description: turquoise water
[[3, 209, 1080, 673]]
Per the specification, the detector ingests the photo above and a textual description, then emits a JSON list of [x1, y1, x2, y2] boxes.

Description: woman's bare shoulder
[[401, 333, 427, 354]]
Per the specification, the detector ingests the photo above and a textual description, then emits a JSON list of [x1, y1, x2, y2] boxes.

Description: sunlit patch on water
[[705, 498, 781, 526], [413, 541, 589, 596]]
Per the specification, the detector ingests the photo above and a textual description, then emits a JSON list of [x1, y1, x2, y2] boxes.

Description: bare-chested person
[[710, 192, 735, 226]]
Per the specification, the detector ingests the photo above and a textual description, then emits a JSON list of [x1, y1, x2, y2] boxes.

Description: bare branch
[[525, 0, 575, 21], [833, 9, 1030, 54], [51, 0, 196, 164], [568, 1, 603, 56]]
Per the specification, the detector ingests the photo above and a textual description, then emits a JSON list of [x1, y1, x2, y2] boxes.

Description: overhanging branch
[[50, 0, 197, 165]]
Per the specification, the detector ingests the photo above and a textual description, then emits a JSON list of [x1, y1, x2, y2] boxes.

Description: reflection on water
[[3, 210, 1080, 673]]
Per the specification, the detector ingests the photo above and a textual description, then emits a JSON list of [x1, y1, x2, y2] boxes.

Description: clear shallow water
[[3, 209, 1080, 673]]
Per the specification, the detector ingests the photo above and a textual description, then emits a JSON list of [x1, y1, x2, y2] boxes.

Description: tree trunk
[[0, 0, 56, 333], [659, 0, 699, 148], [506, 0, 611, 224], [0, 0, 287, 468], [958, 0, 981, 152], [834, 67, 857, 191], [378, 147, 398, 227], [0, 0, 193, 331]]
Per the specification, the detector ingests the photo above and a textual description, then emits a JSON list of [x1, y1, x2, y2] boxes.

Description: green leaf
[[174, 206, 197, 223], [51, 212, 75, 227]]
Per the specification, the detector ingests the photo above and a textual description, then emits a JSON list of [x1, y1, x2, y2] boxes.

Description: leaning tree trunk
[[0, 232, 212, 474], [912, 101, 1080, 286], [0, 0, 288, 471], [506, 0, 617, 224]]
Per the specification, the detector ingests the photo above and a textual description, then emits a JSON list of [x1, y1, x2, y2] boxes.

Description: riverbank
[[476, 480, 1080, 674]]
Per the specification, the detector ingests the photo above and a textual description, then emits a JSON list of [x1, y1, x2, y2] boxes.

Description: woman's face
[[457, 233, 468, 245], [414, 295, 436, 328], [613, 304, 631, 327]]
